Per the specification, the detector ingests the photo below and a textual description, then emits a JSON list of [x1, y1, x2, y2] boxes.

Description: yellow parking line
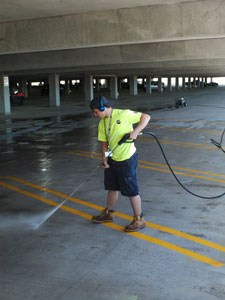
[[153, 118, 225, 125], [68, 150, 225, 180], [0, 180, 223, 267], [138, 137, 216, 150], [138, 160, 225, 179], [3, 176, 225, 253], [148, 125, 222, 135], [138, 164, 225, 184]]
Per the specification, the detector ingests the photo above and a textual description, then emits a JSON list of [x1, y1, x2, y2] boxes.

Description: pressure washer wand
[[107, 133, 134, 156]]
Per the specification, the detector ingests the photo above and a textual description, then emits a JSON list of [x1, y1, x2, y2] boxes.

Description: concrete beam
[[1, 0, 225, 55]]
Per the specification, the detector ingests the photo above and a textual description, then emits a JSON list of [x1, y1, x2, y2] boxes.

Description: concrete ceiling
[[0, 0, 199, 23], [1, 0, 225, 79]]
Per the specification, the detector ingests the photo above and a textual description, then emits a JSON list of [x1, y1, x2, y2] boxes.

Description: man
[[90, 96, 150, 232]]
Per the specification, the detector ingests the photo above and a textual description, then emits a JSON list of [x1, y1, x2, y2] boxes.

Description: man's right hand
[[102, 159, 110, 168]]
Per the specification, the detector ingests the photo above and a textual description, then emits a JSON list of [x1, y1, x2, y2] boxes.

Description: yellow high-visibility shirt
[[98, 109, 142, 161]]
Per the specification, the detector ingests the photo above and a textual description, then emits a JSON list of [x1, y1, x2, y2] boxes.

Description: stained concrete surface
[[1, 88, 225, 299]]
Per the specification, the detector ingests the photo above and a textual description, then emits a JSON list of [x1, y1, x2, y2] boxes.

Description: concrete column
[[21, 80, 28, 98], [129, 75, 138, 96], [176, 77, 179, 91], [200, 77, 204, 87], [146, 75, 152, 95], [49, 74, 60, 107], [197, 77, 201, 88], [158, 77, 162, 93], [65, 79, 70, 95], [118, 78, 122, 90], [80, 78, 84, 91], [0, 75, 11, 115], [84, 75, 94, 101], [182, 77, 186, 90], [27, 81, 32, 93], [96, 79, 101, 92], [193, 77, 197, 87], [167, 77, 172, 92], [110, 76, 118, 99], [188, 77, 191, 89]]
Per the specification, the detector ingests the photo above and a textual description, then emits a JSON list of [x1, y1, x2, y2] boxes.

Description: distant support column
[[158, 77, 162, 93], [193, 77, 196, 87], [49, 74, 60, 107], [110, 76, 118, 99], [188, 77, 191, 89], [65, 79, 71, 95], [167, 77, 172, 92], [21, 80, 28, 98], [84, 75, 94, 101], [176, 77, 179, 91], [0, 74, 10, 115], [146, 75, 152, 95], [129, 75, 138, 96], [182, 77, 186, 90]]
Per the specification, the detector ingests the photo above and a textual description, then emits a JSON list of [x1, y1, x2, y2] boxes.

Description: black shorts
[[104, 152, 139, 197]]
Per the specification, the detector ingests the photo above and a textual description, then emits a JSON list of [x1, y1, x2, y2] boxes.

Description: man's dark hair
[[90, 96, 114, 110]]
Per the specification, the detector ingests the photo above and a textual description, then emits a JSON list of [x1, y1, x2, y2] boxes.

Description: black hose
[[143, 131, 225, 199]]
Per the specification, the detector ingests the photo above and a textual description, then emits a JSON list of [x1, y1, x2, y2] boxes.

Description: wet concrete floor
[[1, 88, 225, 299]]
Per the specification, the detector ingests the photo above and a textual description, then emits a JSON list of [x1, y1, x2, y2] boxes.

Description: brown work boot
[[92, 208, 114, 223], [125, 215, 146, 232]]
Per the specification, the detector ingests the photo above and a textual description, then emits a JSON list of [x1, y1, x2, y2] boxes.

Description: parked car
[[10, 88, 24, 105], [141, 81, 165, 92]]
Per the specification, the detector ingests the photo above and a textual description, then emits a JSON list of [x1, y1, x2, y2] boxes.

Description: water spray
[[35, 164, 100, 229]]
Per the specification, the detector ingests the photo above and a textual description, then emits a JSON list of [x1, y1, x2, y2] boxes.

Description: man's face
[[93, 108, 105, 119]]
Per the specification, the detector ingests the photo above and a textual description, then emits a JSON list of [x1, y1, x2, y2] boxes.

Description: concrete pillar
[[65, 79, 71, 95], [200, 77, 204, 87], [193, 77, 196, 87], [118, 78, 122, 90], [146, 75, 152, 95], [158, 77, 162, 93], [0, 75, 11, 115], [129, 76, 138, 96], [21, 80, 28, 98], [27, 81, 32, 93], [49, 74, 60, 107], [182, 77, 186, 90], [80, 78, 84, 91], [110, 76, 118, 99], [197, 77, 201, 88], [188, 77, 191, 89], [96, 79, 101, 92], [84, 75, 94, 101], [176, 77, 179, 91], [167, 77, 172, 92]]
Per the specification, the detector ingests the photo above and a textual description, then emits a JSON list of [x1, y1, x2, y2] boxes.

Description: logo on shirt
[[116, 120, 121, 124]]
